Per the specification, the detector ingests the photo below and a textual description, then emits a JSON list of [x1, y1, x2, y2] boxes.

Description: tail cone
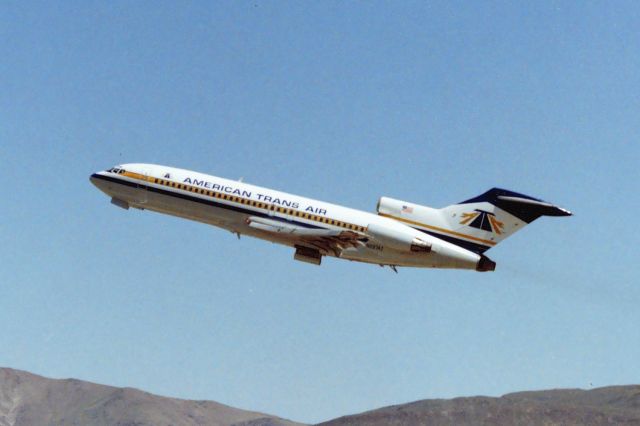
[[476, 255, 496, 272]]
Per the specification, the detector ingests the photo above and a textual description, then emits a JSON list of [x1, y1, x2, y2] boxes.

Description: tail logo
[[460, 210, 504, 235]]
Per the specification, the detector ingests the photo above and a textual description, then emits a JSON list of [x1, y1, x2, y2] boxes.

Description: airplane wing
[[245, 216, 367, 256]]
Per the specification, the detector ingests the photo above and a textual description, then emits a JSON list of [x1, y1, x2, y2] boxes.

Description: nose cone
[[89, 172, 103, 188], [90, 172, 111, 195]]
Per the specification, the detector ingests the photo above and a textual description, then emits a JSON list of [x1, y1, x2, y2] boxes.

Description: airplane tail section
[[377, 188, 572, 253]]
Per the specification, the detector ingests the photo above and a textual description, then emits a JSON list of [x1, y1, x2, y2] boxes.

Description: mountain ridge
[[319, 385, 640, 425], [0, 367, 301, 426]]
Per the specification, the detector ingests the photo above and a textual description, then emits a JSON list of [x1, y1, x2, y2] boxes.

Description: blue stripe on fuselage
[[411, 227, 491, 254]]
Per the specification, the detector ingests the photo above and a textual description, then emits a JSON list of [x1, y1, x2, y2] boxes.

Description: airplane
[[90, 164, 571, 272]]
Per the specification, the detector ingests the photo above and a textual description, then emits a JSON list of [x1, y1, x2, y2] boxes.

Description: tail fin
[[377, 188, 571, 253]]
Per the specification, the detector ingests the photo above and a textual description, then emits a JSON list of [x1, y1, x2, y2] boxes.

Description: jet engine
[[366, 223, 431, 253]]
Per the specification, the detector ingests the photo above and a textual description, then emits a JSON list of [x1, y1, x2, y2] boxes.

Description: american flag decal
[[401, 205, 413, 214]]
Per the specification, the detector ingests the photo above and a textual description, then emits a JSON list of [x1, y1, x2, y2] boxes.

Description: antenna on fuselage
[[380, 264, 399, 273]]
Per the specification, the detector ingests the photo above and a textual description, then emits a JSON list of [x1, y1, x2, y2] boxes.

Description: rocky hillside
[[319, 386, 640, 426], [0, 368, 301, 426]]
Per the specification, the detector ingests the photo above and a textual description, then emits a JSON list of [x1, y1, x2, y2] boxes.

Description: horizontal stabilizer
[[461, 188, 572, 223]]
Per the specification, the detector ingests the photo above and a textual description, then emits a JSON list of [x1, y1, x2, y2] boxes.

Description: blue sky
[[1, 1, 639, 423]]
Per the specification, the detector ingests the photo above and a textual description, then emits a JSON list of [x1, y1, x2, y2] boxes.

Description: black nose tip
[[89, 173, 102, 186]]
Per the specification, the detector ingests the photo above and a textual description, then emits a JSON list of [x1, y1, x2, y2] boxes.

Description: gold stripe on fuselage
[[377, 212, 497, 246]]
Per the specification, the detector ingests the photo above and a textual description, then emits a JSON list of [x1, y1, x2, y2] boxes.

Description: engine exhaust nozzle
[[476, 255, 496, 272]]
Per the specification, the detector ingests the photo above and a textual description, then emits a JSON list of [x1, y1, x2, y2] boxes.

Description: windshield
[[106, 166, 126, 174]]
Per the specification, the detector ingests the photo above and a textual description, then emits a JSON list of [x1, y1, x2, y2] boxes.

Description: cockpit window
[[107, 167, 126, 174]]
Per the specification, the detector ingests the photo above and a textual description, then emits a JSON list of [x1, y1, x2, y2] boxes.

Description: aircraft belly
[[136, 191, 240, 231], [128, 187, 305, 247], [100, 178, 479, 270], [337, 246, 478, 269], [338, 249, 418, 267]]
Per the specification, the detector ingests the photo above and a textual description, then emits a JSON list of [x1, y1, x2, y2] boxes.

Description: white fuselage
[[90, 163, 482, 270]]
